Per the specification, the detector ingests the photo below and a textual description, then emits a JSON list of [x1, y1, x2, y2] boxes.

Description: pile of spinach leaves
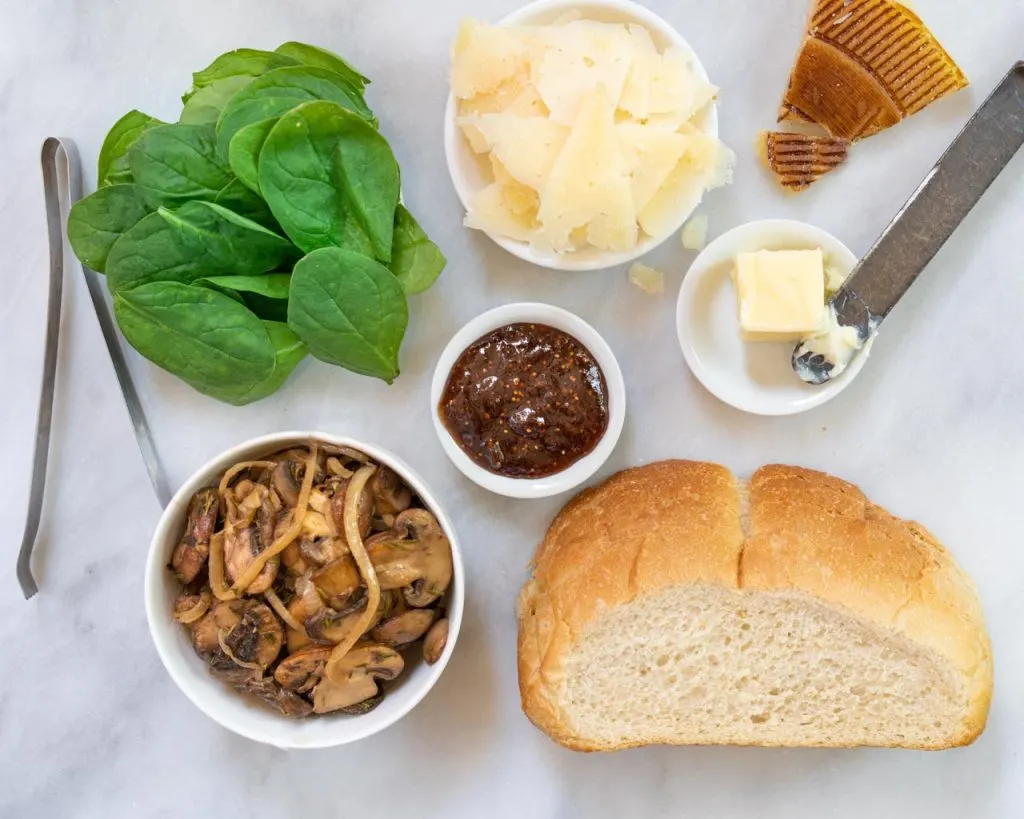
[[68, 43, 445, 405]]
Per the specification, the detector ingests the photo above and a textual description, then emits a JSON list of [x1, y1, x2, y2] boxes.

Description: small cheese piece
[[537, 86, 636, 252], [532, 20, 634, 124], [734, 249, 825, 334], [680, 214, 708, 250], [465, 183, 538, 242], [452, 20, 528, 99], [474, 114, 570, 192], [628, 262, 664, 295]]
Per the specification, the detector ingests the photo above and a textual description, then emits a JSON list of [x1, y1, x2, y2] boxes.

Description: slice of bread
[[517, 462, 992, 751]]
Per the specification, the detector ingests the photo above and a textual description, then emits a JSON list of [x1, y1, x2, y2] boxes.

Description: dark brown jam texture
[[439, 323, 609, 479]]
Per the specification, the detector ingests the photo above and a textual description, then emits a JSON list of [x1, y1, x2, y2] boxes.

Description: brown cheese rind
[[518, 460, 993, 751], [758, 131, 850, 191], [779, 0, 969, 140]]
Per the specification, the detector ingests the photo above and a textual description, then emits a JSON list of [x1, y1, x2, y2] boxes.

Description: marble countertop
[[2, 0, 1023, 816]]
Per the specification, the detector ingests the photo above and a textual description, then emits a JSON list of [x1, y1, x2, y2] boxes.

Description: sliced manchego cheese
[[532, 21, 635, 125], [473, 114, 569, 191], [465, 183, 537, 242], [490, 155, 540, 216], [452, 20, 528, 100], [537, 86, 636, 252], [617, 25, 658, 119], [457, 117, 490, 153], [616, 123, 689, 213], [647, 49, 696, 115]]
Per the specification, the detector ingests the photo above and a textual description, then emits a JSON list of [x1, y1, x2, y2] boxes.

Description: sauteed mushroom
[[170, 488, 218, 583], [311, 644, 404, 714], [423, 618, 450, 665], [170, 440, 453, 719]]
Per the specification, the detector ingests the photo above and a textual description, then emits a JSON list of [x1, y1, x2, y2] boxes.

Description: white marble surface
[[1, 0, 1022, 816]]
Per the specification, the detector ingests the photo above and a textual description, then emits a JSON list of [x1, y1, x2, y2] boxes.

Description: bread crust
[[518, 461, 993, 751]]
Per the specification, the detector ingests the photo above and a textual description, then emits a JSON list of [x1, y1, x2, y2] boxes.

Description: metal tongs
[[17, 138, 171, 600]]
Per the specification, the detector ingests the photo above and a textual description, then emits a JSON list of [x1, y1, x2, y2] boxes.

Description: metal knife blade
[[794, 61, 1024, 385]]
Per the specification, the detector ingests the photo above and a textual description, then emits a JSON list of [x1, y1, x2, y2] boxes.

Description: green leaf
[[389, 205, 446, 294], [180, 76, 253, 124], [105, 200, 297, 292], [129, 123, 233, 207], [216, 66, 375, 158], [228, 117, 278, 194], [274, 42, 369, 91], [114, 282, 280, 405], [212, 177, 279, 230], [67, 184, 151, 273], [98, 110, 164, 187], [196, 273, 291, 300], [184, 48, 301, 102], [287, 247, 407, 382], [236, 321, 307, 402], [259, 101, 399, 259]]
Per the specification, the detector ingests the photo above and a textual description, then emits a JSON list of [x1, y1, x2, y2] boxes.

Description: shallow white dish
[[431, 303, 626, 498], [144, 431, 464, 750], [443, 0, 719, 272], [676, 219, 872, 416]]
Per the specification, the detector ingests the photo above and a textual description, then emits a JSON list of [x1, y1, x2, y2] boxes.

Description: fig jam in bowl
[[430, 304, 626, 498]]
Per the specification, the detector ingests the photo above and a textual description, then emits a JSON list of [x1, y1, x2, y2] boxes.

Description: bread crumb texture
[[517, 461, 992, 751]]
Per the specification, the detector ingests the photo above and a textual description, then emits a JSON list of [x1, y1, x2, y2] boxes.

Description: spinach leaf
[[236, 321, 307, 403], [389, 205, 446, 294], [180, 76, 253, 124], [184, 48, 300, 102], [228, 117, 278, 194], [113, 281, 279, 405], [196, 273, 291, 300], [259, 101, 399, 259], [97, 110, 164, 187], [67, 184, 151, 273], [274, 42, 369, 91], [216, 66, 375, 157], [129, 123, 233, 207], [288, 247, 407, 383], [213, 177, 278, 229], [105, 200, 297, 292]]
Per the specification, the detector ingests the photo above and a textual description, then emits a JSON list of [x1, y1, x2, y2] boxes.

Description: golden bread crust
[[518, 461, 993, 751]]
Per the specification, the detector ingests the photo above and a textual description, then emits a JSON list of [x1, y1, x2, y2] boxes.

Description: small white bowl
[[431, 303, 626, 498], [144, 432, 464, 749], [676, 219, 872, 416], [444, 0, 719, 272]]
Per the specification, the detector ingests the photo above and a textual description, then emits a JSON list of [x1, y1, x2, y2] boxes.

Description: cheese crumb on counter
[[681, 214, 708, 250], [628, 262, 664, 295]]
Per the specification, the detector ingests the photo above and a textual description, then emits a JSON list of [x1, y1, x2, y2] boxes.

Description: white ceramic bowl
[[444, 0, 719, 271], [431, 303, 626, 498], [144, 431, 465, 749], [676, 220, 873, 416]]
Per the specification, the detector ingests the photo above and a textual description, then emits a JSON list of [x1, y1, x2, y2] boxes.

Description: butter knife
[[794, 61, 1024, 384]]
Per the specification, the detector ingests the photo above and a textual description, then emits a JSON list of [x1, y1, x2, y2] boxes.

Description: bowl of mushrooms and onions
[[145, 432, 464, 749]]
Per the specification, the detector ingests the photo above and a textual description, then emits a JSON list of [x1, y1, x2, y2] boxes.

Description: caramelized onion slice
[[209, 531, 237, 601], [264, 587, 306, 634]]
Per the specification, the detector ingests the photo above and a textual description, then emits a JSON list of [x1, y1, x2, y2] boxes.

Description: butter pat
[[734, 249, 824, 334]]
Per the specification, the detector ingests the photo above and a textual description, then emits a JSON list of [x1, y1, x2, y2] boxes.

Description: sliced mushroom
[[299, 536, 343, 568], [311, 644, 404, 714], [336, 692, 384, 716], [221, 672, 313, 718], [170, 488, 219, 583], [365, 509, 453, 607], [172, 591, 210, 624], [223, 601, 283, 670], [423, 618, 450, 665], [274, 645, 331, 691], [329, 482, 372, 543], [371, 607, 437, 646], [272, 459, 304, 507], [306, 591, 391, 645], [191, 610, 221, 656], [224, 516, 279, 595], [370, 468, 412, 516], [311, 556, 361, 606]]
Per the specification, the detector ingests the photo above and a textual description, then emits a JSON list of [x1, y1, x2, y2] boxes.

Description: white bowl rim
[[430, 303, 626, 498], [144, 431, 465, 749], [443, 0, 720, 272], [675, 219, 872, 416]]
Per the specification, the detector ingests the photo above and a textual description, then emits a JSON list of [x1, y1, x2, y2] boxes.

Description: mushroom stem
[[232, 444, 319, 595], [325, 465, 381, 683], [264, 587, 306, 634]]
